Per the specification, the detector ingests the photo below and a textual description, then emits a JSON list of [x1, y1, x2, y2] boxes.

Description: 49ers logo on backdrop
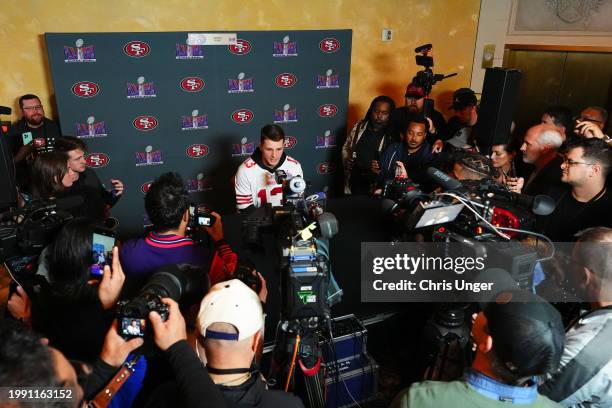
[[141, 181, 153, 194], [123, 41, 151, 57], [231, 109, 254, 124], [318, 104, 338, 117], [284, 136, 297, 149], [317, 162, 336, 174], [180, 77, 205, 92], [319, 38, 340, 53], [85, 153, 110, 168], [132, 115, 158, 131], [275, 73, 297, 88], [228, 39, 252, 55], [72, 81, 99, 97], [186, 144, 209, 158]]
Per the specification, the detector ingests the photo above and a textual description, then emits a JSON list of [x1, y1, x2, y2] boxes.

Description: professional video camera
[[1, 199, 74, 268], [243, 173, 341, 406], [412, 44, 457, 97], [117, 263, 207, 339]]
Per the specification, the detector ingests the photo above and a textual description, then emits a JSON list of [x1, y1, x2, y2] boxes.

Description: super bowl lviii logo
[[273, 35, 297, 57], [64, 38, 96, 63], [232, 137, 255, 157], [135, 145, 163, 167], [127, 76, 156, 99], [228, 72, 254, 93], [186, 173, 212, 193], [228, 39, 252, 55], [85, 153, 110, 168], [315, 130, 336, 149], [181, 109, 208, 131], [316, 69, 339, 89], [176, 40, 203, 59], [274, 104, 298, 124], [123, 41, 151, 58], [72, 81, 99, 98], [75, 115, 107, 138]]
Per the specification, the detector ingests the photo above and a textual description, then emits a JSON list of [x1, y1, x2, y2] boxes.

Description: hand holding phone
[[91, 229, 116, 280]]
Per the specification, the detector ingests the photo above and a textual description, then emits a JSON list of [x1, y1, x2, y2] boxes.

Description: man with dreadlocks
[[342, 95, 396, 195]]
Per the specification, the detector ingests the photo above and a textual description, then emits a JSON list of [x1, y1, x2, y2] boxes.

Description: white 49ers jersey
[[235, 155, 303, 210]]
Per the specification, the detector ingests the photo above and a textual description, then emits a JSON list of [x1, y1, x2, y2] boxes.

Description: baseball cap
[[482, 289, 565, 377], [196, 279, 263, 341], [405, 83, 425, 98], [451, 88, 477, 110]]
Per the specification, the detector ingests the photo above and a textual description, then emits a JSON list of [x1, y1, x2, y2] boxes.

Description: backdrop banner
[[46, 30, 352, 237]]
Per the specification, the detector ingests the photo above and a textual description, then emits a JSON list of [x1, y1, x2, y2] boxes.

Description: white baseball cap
[[196, 279, 263, 341]]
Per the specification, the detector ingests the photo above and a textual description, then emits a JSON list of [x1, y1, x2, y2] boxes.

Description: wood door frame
[[505, 44, 612, 53]]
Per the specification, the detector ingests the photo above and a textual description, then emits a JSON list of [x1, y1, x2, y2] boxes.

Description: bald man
[[520, 123, 566, 198]]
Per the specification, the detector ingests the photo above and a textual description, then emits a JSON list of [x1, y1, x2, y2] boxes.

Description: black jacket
[[218, 373, 305, 408], [523, 155, 565, 200], [146, 340, 304, 408]]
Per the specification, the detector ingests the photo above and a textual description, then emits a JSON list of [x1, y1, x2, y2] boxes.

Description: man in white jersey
[[235, 124, 303, 211]]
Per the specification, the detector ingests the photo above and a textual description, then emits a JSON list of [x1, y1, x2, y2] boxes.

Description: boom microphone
[[425, 167, 464, 192]]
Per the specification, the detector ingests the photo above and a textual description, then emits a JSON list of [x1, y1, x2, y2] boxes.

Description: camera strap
[[206, 366, 251, 375], [88, 355, 141, 408]]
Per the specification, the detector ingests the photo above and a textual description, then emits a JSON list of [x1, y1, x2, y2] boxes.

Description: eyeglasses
[[22, 105, 43, 111], [562, 157, 595, 167]]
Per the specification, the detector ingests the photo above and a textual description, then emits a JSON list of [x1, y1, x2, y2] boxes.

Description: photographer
[[343, 95, 395, 195], [8, 218, 125, 362], [55, 136, 124, 222], [539, 227, 612, 407], [120, 172, 236, 286], [192, 279, 304, 407], [141, 297, 229, 408], [391, 290, 565, 408]]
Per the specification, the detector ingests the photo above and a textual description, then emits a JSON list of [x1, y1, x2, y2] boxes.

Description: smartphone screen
[[91, 231, 115, 278], [120, 317, 146, 338]]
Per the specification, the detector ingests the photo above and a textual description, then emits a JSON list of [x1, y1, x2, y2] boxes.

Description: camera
[[188, 203, 215, 229], [411, 43, 457, 97], [117, 263, 208, 339], [232, 259, 262, 294]]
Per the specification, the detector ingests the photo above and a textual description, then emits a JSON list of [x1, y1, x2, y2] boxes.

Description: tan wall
[[0, 0, 480, 126]]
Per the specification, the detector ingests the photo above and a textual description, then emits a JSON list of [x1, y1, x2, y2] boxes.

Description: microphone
[[516, 194, 556, 216], [425, 167, 464, 191], [317, 212, 339, 239]]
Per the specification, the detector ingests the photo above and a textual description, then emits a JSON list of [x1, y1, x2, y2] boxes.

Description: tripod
[[268, 321, 326, 408]]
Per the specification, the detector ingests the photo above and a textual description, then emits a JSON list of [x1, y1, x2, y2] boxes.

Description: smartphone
[[91, 228, 116, 279]]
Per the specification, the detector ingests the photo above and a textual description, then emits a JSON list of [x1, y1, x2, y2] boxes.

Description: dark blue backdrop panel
[[45, 30, 352, 237]]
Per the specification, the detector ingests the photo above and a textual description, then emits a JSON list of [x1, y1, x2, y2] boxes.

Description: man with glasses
[[539, 138, 612, 242], [574, 106, 611, 145], [8, 94, 61, 192]]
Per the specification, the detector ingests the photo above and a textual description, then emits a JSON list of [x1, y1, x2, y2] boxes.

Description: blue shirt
[[465, 369, 537, 405]]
